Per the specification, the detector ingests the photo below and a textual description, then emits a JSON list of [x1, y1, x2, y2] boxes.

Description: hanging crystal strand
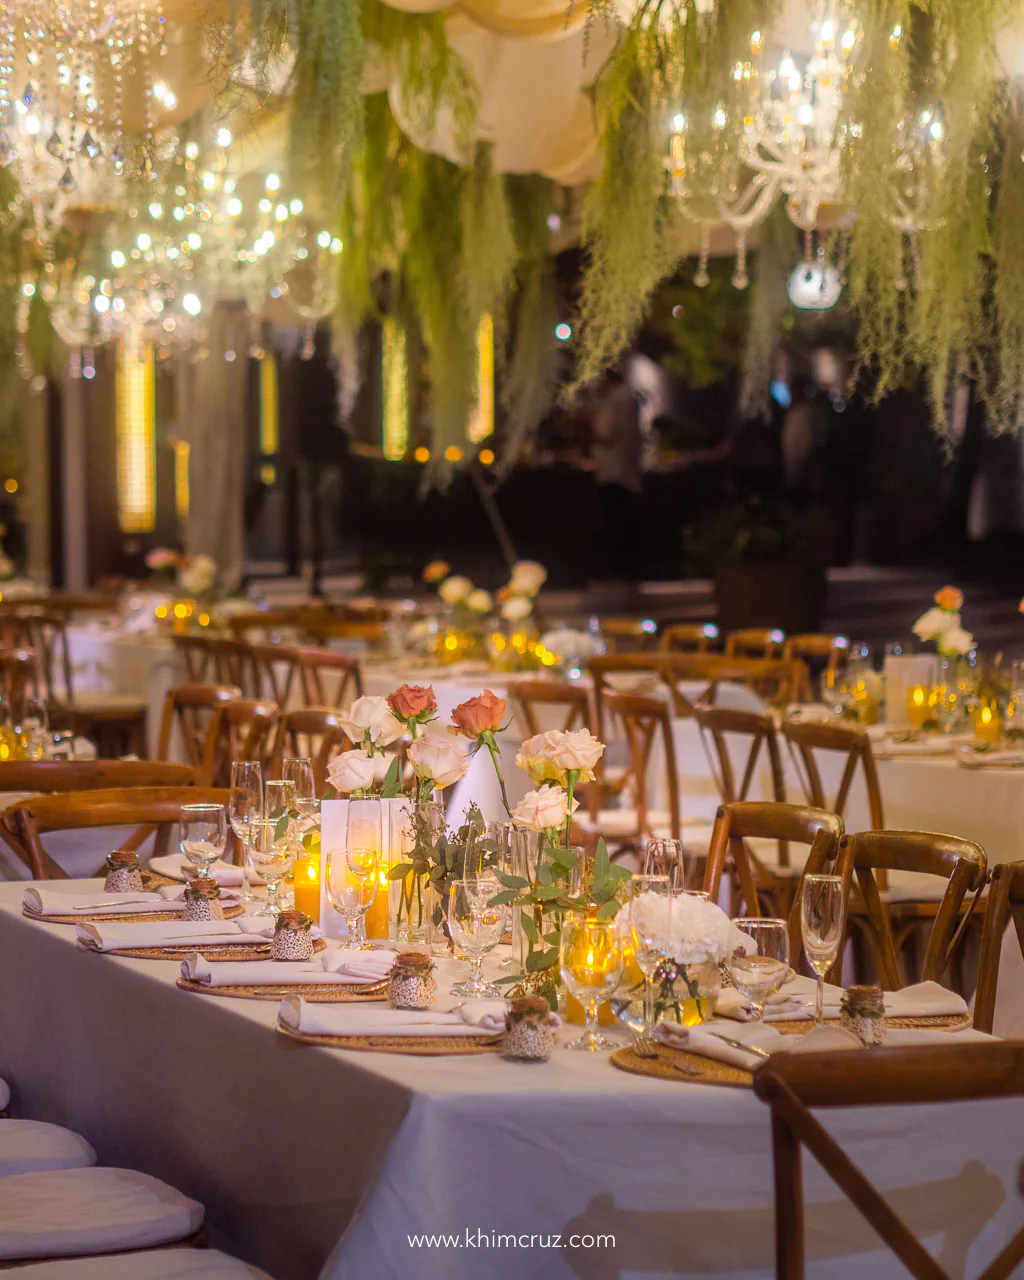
[[301, 321, 316, 360], [109, 24, 125, 177], [803, 226, 814, 262], [894, 234, 907, 292], [731, 232, 749, 289], [694, 227, 711, 287], [909, 229, 921, 288], [836, 227, 850, 285], [0, 7, 16, 168]]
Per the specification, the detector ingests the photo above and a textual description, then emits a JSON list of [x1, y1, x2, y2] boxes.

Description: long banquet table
[[1, 881, 1023, 1280]]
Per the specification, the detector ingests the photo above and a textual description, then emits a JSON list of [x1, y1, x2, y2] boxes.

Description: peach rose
[[516, 728, 605, 785], [388, 684, 437, 724], [451, 690, 507, 739], [934, 586, 963, 612], [423, 560, 450, 584]]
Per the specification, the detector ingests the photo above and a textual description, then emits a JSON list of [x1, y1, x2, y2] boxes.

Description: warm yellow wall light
[[259, 353, 279, 456], [172, 438, 190, 523], [382, 317, 408, 461], [116, 338, 156, 533], [467, 313, 494, 444]]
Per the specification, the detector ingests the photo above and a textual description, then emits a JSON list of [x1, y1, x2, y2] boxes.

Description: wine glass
[[447, 879, 505, 997], [248, 816, 298, 917], [325, 848, 380, 950], [179, 803, 227, 878], [628, 877, 671, 1051], [726, 918, 791, 1020], [264, 779, 297, 821], [283, 757, 318, 821], [229, 761, 263, 897], [644, 837, 699, 893], [342, 800, 382, 948], [801, 874, 847, 1025], [560, 915, 624, 1051]]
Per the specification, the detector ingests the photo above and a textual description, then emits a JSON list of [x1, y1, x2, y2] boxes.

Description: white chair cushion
[[742, 837, 809, 880], [12, 1250, 275, 1278], [0, 1167, 203, 1260], [0, 1123, 96, 1176], [880, 870, 955, 903], [69, 692, 148, 714], [0, 1076, 9, 1112]]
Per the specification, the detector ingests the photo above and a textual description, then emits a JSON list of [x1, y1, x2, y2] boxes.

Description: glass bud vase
[[388, 800, 443, 947], [613, 956, 721, 1035]]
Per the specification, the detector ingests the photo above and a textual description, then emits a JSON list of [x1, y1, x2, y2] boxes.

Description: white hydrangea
[[629, 891, 756, 965]]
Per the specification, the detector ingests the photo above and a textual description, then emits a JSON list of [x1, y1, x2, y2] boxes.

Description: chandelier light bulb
[[265, 173, 281, 191], [216, 128, 232, 148], [110, 251, 125, 268], [182, 293, 202, 316], [227, 197, 243, 217]]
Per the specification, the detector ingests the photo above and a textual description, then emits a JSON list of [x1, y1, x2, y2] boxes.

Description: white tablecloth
[[0, 880, 1021, 1280]]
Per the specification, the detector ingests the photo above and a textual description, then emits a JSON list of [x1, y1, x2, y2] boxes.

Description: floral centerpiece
[[912, 586, 975, 657], [621, 891, 755, 1028], [490, 561, 550, 672], [433, 572, 493, 662]]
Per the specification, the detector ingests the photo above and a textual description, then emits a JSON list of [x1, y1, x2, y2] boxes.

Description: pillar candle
[[974, 703, 1003, 744], [906, 685, 928, 730], [365, 866, 390, 940], [292, 853, 321, 925]]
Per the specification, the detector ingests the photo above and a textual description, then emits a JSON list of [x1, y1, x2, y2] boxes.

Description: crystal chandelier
[[0, 1, 168, 240]]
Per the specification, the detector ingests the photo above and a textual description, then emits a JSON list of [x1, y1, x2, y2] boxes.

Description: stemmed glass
[[726, 918, 791, 1021], [628, 876, 671, 1051], [179, 803, 227, 878], [325, 847, 380, 950], [560, 915, 624, 1051], [447, 879, 505, 997], [248, 817, 297, 917], [644, 837, 699, 893], [283, 757, 318, 821], [340, 800, 383, 949], [229, 761, 263, 898], [265, 779, 297, 823], [801, 875, 847, 1025]]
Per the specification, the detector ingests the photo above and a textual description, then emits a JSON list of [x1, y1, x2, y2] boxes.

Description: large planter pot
[[713, 558, 826, 635]]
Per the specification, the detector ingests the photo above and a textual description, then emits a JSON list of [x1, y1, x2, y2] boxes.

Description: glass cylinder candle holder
[[104, 850, 144, 895], [271, 910, 316, 961], [973, 700, 1003, 744], [906, 685, 929, 730], [183, 876, 224, 922], [293, 852, 321, 925]]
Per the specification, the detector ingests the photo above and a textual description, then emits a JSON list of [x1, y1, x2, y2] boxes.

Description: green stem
[[485, 736, 513, 819]]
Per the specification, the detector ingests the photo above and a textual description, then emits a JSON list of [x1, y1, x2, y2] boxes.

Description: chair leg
[[772, 1111, 804, 1280]]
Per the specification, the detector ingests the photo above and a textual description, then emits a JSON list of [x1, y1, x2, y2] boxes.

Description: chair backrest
[[588, 654, 666, 738], [602, 691, 681, 841], [0, 647, 39, 717], [295, 647, 363, 708], [724, 628, 785, 659], [703, 800, 845, 962], [659, 652, 807, 711], [838, 830, 987, 990], [508, 678, 596, 738], [598, 618, 658, 653], [205, 638, 257, 697], [658, 622, 718, 654], [248, 642, 301, 707], [226, 610, 304, 644], [4, 785, 229, 879], [782, 718, 885, 830], [207, 698, 280, 786], [267, 708, 352, 792], [783, 633, 848, 698], [156, 684, 241, 776], [173, 634, 215, 684], [973, 860, 1024, 1035], [695, 703, 789, 863], [754, 1043, 1024, 1280], [301, 616, 386, 646], [19, 613, 74, 705]]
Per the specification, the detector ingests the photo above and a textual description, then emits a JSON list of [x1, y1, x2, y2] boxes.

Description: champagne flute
[[179, 803, 227, 878], [560, 915, 624, 1051], [628, 876, 671, 1051], [325, 848, 380, 950], [249, 816, 297, 917], [283, 757, 318, 821], [264, 779, 297, 822], [644, 837, 699, 893], [448, 879, 505, 997], [726, 918, 791, 1020], [343, 800, 382, 949], [801, 874, 847, 1025], [229, 761, 263, 898]]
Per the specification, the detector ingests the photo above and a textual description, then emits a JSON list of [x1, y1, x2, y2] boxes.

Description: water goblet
[[325, 847, 380, 950], [801, 874, 847, 1025], [448, 879, 505, 997], [726, 918, 791, 1020], [249, 816, 297, 917], [179, 803, 227, 878], [560, 915, 624, 1051]]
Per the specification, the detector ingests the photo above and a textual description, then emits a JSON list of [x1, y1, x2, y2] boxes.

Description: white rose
[[540, 629, 603, 666], [179, 554, 217, 594], [408, 729, 469, 790], [912, 606, 958, 643], [439, 575, 472, 605], [326, 750, 377, 794], [512, 786, 576, 833], [501, 595, 533, 623], [466, 588, 493, 614], [509, 560, 547, 596], [339, 695, 403, 750], [937, 626, 975, 657], [517, 728, 604, 785]]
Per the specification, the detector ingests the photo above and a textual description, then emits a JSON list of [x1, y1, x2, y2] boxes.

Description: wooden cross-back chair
[[24, 613, 148, 755], [0, 647, 38, 720], [173, 634, 215, 683], [300, 615, 386, 647], [659, 653, 807, 713], [0, 760, 197, 878], [295, 647, 363, 708], [4, 785, 229, 880], [658, 623, 719, 654], [204, 638, 257, 696], [836, 830, 987, 990], [703, 801, 846, 964], [574, 691, 682, 850], [508, 678, 596, 737], [156, 684, 240, 778], [598, 618, 659, 653], [248, 642, 300, 707], [206, 697, 279, 786], [226, 609, 304, 644], [781, 718, 884, 831], [267, 708, 353, 792], [724, 627, 786, 659], [783, 633, 849, 700], [588, 654, 666, 741], [973, 861, 1024, 1035], [754, 1043, 1024, 1280]]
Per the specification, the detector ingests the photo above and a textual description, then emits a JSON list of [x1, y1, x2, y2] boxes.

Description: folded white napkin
[[156, 885, 242, 907], [957, 746, 1024, 769], [656, 1020, 862, 1068], [183, 948, 399, 988], [873, 737, 956, 758], [148, 854, 245, 887], [24, 888, 171, 917], [716, 976, 967, 1022], [77, 917, 277, 953], [278, 996, 507, 1038]]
